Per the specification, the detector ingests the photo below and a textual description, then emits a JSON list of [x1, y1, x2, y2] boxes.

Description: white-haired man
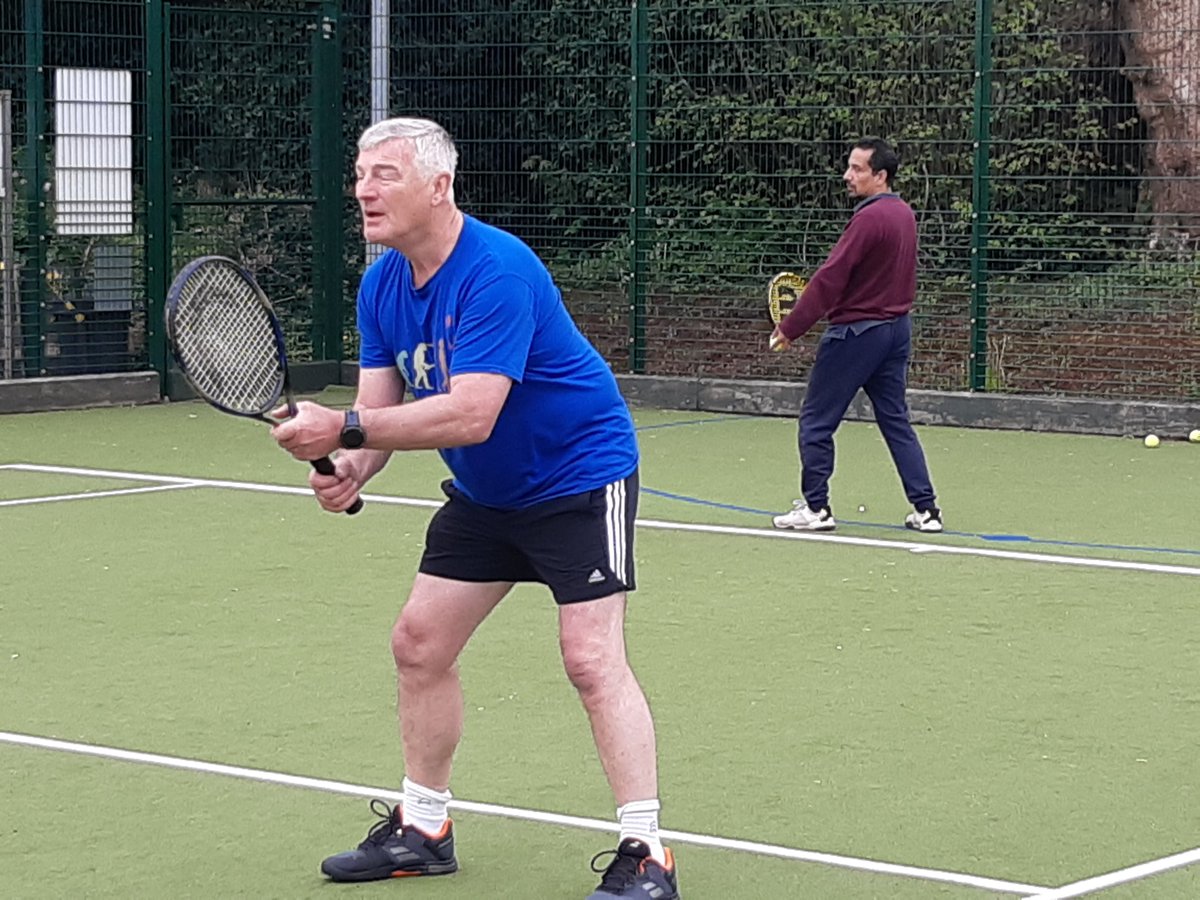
[[271, 118, 679, 899]]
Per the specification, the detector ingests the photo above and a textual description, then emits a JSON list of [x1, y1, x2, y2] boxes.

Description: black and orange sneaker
[[586, 838, 680, 899], [320, 799, 458, 882]]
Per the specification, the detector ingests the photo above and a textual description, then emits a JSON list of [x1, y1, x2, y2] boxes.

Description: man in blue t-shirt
[[270, 118, 678, 900]]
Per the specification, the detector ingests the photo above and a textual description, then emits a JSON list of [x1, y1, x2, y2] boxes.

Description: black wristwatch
[[339, 409, 367, 450]]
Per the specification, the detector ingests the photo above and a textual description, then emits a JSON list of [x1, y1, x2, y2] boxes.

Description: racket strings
[[172, 264, 285, 415]]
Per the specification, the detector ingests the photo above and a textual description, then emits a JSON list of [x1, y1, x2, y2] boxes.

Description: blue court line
[[643, 488, 770, 516], [635, 416, 747, 431], [976, 534, 1200, 556], [642, 488, 1200, 559]]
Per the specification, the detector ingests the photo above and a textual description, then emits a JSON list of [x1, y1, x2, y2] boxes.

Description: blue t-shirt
[[356, 215, 638, 509]]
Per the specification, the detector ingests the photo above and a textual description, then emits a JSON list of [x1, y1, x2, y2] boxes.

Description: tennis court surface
[[3, 390, 1199, 899]]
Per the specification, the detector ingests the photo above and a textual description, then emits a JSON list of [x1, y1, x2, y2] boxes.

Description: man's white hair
[[358, 117, 458, 184]]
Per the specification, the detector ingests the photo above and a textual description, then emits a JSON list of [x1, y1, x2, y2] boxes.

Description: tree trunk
[[1118, 0, 1200, 249]]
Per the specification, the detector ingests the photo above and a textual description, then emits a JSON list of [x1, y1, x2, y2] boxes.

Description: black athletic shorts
[[419, 470, 639, 605]]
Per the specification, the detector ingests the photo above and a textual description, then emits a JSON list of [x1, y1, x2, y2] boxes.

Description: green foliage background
[[2, 0, 1195, 397]]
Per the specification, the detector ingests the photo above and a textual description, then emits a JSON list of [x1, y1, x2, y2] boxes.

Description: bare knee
[[391, 615, 452, 679], [563, 640, 624, 702]]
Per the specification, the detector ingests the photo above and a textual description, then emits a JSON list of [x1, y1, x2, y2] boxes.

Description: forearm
[[779, 270, 839, 339], [357, 383, 500, 452], [780, 218, 864, 339]]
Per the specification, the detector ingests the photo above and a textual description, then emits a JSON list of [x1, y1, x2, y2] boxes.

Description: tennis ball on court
[[1143, 434, 1160, 448], [1189, 429, 1200, 443]]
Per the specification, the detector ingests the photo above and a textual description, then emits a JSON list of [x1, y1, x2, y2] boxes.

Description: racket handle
[[310, 456, 364, 516]]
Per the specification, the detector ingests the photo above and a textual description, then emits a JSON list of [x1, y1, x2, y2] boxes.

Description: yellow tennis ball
[[1143, 434, 1160, 448], [1189, 429, 1200, 444]]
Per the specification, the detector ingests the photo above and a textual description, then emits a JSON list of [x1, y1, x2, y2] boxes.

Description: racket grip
[[310, 456, 364, 516]]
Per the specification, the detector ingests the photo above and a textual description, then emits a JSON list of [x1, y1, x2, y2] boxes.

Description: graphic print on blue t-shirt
[[355, 216, 638, 509], [395, 343, 438, 392]]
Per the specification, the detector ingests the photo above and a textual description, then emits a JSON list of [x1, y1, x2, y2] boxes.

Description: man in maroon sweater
[[769, 137, 942, 533]]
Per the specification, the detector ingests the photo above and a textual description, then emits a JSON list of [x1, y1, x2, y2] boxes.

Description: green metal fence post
[[22, 0, 46, 374], [627, 0, 648, 374], [312, 0, 345, 364], [969, 0, 994, 391], [145, 0, 172, 394]]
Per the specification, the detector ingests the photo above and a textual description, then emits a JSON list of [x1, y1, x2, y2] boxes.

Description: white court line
[[4, 462, 1199, 579], [0, 482, 199, 507], [636, 519, 1200, 578], [0, 462, 441, 509], [1023, 846, 1200, 898], [0, 730, 1047, 896]]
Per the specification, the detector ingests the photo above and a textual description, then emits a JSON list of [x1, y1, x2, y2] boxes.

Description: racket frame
[[165, 255, 362, 514], [766, 270, 806, 352], [766, 270, 807, 325], [165, 255, 295, 421]]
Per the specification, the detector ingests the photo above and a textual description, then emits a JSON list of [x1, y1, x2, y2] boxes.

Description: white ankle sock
[[617, 798, 665, 864], [402, 776, 452, 836]]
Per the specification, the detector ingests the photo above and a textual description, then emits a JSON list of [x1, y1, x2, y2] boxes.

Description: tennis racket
[[165, 255, 363, 515], [767, 270, 806, 351]]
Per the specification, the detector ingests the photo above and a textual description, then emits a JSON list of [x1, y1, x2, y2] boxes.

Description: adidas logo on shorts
[[587, 569, 605, 584]]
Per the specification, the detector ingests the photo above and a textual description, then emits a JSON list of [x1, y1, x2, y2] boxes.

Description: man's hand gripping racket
[[165, 256, 364, 515], [767, 270, 806, 352]]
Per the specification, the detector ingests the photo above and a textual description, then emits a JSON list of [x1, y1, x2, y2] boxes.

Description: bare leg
[[559, 592, 658, 805], [392, 573, 511, 789]]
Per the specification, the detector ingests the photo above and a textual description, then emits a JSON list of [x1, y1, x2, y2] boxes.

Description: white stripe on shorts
[[605, 478, 626, 584]]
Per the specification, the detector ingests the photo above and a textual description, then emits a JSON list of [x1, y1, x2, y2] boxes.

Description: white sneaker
[[773, 501, 836, 531], [904, 507, 943, 533]]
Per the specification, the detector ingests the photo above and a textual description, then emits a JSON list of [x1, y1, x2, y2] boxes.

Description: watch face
[[341, 412, 366, 449]]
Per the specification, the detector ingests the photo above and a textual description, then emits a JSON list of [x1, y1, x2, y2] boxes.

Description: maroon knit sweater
[[778, 193, 917, 341]]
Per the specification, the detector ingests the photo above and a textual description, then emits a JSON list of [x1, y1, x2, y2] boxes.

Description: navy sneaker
[[586, 838, 680, 899], [320, 799, 458, 882]]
